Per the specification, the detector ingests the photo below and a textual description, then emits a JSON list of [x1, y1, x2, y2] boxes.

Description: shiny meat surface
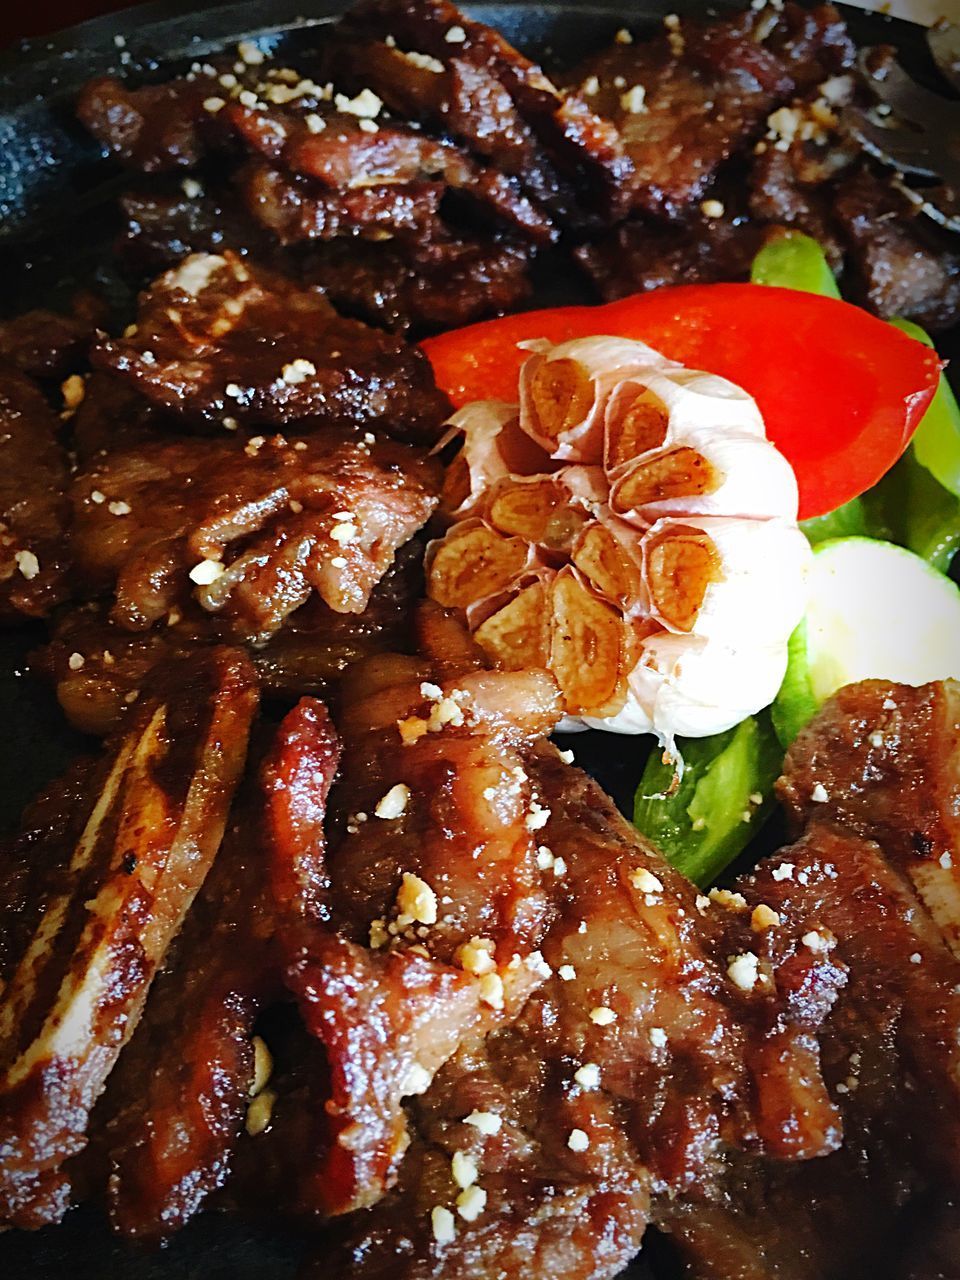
[[0, 648, 258, 1229], [0, 297, 105, 380], [257, 652, 843, 1277], [69, 430, 441, 641], [92, 252, 450, 440], [115, 185, 268, 275], [0, 366, 72, 623]]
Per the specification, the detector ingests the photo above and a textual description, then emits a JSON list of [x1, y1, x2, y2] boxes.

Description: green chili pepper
[[749, 231, 841, 299], [889, 316, 960, 499]]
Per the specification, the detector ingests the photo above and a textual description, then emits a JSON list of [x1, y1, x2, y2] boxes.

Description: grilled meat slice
[[564, 13, 793, 221], [69, 429, 441, 641], [115, 184, 269, 275], [779, 679, 960, 961], [262, 646, 842, 1276], [0, 296, 105, 380], [0, 365, 72, 624], [0, 648, 258, 1229], [302, 233, 533, 336], [92, 252, 450, 440], [338, 0, 633, 225]]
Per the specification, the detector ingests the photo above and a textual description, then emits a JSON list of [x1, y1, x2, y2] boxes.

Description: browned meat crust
[[115, 185, 269, 275], [0, 365, 72, 624], [69, 429, 440, 642], [92, 252, 450, 440], [0, 296, 105, 380], [0, 648, 258, 1229]]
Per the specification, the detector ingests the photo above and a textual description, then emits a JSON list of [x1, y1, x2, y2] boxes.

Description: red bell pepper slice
[[422, 283, 942, 520]]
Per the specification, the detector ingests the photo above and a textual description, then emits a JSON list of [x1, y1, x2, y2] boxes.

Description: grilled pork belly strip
[[0, 648, 258, 1229]]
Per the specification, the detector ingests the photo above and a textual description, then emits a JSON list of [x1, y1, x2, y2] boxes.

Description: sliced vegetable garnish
[[423, 283, 941, 520], [633, 712, 783, 885], [775, 536, 960, 744], [750, 231, 842, 300]]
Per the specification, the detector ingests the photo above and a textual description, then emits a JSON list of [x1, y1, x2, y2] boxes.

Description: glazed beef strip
[[0, 295, 106, 381], [92, 251, 450, 440], [0, 648, 258, 1230], [0, 365, 73, 624]]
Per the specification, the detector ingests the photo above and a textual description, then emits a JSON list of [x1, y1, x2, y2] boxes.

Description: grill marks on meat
[[92, 252, 450, 441], [69, 430, 440, 642], [0, 648, 258, 1229], [0, 366, 72, 623]]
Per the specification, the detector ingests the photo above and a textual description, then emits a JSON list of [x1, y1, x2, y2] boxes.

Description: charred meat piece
[[92, 251, 450, 440], [761, 1, 856, 90], [779, 679, 960, 961], [115, 184, 269, 275], [831, 167, 960, 331], [575, 213, 762, 300], [39, 537, 427, 736], [230, 104, 555, 245], [0, 648, 258, 1229], [302, 233, 533, 335], [0, 295, 106, 380], [76, 73, 233, 172], [69, 373, 170, 464], [70, 429, 441, 641], [0, 365, 72, 624], [91, 713, 334, 1241], [264, 647, 842, 1274], [238, 160, 447, 246], [338, 0, 634, 225], [565, 13, 793, 220]]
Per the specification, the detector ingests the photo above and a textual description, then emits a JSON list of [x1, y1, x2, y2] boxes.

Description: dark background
[[3, 1, 150, 45]]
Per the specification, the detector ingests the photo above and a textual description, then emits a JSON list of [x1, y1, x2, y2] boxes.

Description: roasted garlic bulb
[[426, 335, 810, 741]]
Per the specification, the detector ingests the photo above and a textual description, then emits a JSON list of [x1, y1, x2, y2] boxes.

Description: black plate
[[0, 1, 948, 1276]]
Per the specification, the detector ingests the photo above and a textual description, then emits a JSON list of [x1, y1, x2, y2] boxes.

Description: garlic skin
[[437, 400, 551, 520], [427, 334, 810, 743]]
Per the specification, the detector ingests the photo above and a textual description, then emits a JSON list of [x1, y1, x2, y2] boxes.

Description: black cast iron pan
[[0, 2, 951, 1276]]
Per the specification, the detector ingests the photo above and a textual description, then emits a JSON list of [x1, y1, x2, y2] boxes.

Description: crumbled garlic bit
[[398, 715, 430, 745], [649, 1027, 668, 1049], [727, 952, 760, 992], [749, 792, 763, 806], [478, 972, 504, 1010], [222, 416, 239, 431], [574, 1062, 600, 1089], [552, 857, 567, 877], [358, 118, 380, 133], [402, 48, 445, 72], [369, 917, 389, 949], [335, 87, 383, 118], [771, 862, 795, 882], [108, 500, 131, 516], [244, 435, 266, 458], [305, 112, 326, 134], [810, 782, 829, 803], [620, 84, 647, 114], [630, 867, 663, 895], [420, 681, 443, 700], [581, 74, 600, 95], [237, 39, 266, 64], [709, 888, 749, 912], [61, 373, 85, 411], [558, 964, 577, 981], [245, 1086, 277, 1135], [67, 651, 85, 671], [331, 522, 359, 546], [451, 1150, 478, 1190], [910, 951, 922, 965], [14, 550, 40, 580], [402, 1062, 431, 1095], [281, 358, 317, 384], [102, 649, 115, 666], [691, 816, 707, 832], [525, 800, 551, 831], [464, 1110, 501, 1135], [612, 74, 626, 89], [558, 748, 575, 764], [203, 96, 226, 113], [330, 556, 348, 570], [567, 1128, 590, 1152], [396, 871, 438, 926], [940, 852, 954, 869], [801, 930, 833, 955], [189, 558, 225, 586], [457, 936, 497, 976], [751, 904, 781, 932], [427, 696, 465, 732], [882, 696, 898, 710], [525, 950, 552, 979], [536, 846, 555, 871], [431, 1205, 456, 1245], [225, 382, 243, 398], [615, 26, 633, 43], [456, 1185, 487, 1221], [695, 894, 710, 914], [445, 23, 467, 42], [589, 1005, 617, 1026], [700, 198, 725, 218], [375, 782, 411, 820], [250, 1035, 273, 1097], [868, 730, 885, 748]]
